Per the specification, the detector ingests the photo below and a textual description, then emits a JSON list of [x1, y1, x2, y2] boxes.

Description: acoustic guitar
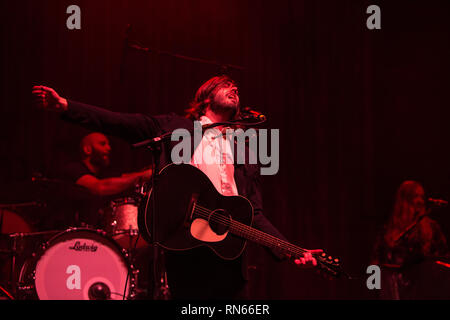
[[138, 164, 344, 278]]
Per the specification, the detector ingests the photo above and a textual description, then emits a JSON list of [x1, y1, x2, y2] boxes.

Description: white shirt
[[190, 116, 239, 196]]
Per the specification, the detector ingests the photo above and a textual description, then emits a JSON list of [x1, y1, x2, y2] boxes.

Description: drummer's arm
[[76, 170, 152, 196]]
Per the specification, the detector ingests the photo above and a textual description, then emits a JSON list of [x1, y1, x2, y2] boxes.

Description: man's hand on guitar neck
[[292, 249, 324, 268]]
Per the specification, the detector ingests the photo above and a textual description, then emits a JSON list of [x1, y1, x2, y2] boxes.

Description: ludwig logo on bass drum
[[69, 241, 98, 252]]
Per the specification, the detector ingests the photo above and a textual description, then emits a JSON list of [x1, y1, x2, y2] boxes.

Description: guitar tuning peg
[[334, 258, 340, 264]]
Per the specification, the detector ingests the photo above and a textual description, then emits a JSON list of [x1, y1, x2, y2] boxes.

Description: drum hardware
[[0, 199, 52, 299], [112, 228, 139, 237], [0, 284, 14, 300], [154, 270, 171, 300], [0, 201, 45, 210], [122, 265, 140, 300], [10, 234, 18, 297], [6, 230, 64, 299], [9, 230, 63, 238]]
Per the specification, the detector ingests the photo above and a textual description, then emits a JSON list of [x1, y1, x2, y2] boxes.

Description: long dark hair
[[384, 180, 426, 247], [185, 75, 237, 120]]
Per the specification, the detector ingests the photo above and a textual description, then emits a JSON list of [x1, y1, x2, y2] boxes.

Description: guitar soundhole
[[208, 209, 231, 236]]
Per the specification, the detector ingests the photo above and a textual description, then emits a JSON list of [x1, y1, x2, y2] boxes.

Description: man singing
[[32, 75, 318, 299]]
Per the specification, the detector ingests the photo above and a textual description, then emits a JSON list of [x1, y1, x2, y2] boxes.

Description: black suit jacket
[[61, 100, 288, 282]]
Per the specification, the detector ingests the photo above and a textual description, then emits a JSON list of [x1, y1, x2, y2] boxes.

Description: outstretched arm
[[32, 85, 159, 143], [32, 85, 68, 111]]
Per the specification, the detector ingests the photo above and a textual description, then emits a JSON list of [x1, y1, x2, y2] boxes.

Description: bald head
[[80, 132, 111, 168]]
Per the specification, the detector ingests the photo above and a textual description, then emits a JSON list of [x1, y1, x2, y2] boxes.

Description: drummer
[[59, 132, 152, 229]]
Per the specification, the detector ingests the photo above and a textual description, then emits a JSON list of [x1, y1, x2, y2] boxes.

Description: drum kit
[[0, 177, 157, 300]]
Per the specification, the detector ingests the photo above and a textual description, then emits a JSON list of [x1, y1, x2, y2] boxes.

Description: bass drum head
[[32, 229, 134, 300]]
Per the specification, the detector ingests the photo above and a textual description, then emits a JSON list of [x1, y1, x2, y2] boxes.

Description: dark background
[[1, 0, 449, 299]]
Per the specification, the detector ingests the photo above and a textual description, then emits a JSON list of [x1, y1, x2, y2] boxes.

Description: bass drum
[[18, 228, 137, 300]]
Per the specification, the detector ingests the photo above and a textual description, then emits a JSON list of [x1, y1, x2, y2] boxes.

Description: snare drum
[[104, 197, 147, 249], [18, 228, 137, 300]]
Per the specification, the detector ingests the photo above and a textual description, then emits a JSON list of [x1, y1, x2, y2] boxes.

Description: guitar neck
[[229, 216, 343, 278], [229, 219, 307, 258]]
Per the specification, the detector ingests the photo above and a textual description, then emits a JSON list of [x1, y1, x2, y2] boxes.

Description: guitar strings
[[189, 204, 339, 274], [194, 205, 311, 258], [192, 204, 311, 257], [193, 204, 303, 253]]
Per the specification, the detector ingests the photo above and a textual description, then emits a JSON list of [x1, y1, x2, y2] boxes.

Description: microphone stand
[[120, 25, 260, 300], [132, 117, 265, 300], [120, 24, 245, 78], [148, 142, 165, 300], [133, 118, 266, 149], [127, 42, 245, 73]]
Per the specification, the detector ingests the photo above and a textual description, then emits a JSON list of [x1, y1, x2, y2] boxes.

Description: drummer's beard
[[91, 151, 110, 169]]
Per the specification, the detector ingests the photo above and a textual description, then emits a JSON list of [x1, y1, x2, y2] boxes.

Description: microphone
[[428, 198, 448, 208], [240, 107, 267, 121]]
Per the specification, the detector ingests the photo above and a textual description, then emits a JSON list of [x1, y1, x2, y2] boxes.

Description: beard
[[210, 95, 239, 119], [91, 151, 110, 169]]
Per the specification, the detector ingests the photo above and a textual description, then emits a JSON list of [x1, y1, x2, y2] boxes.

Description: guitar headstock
[[313, 252, 343, 279]]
